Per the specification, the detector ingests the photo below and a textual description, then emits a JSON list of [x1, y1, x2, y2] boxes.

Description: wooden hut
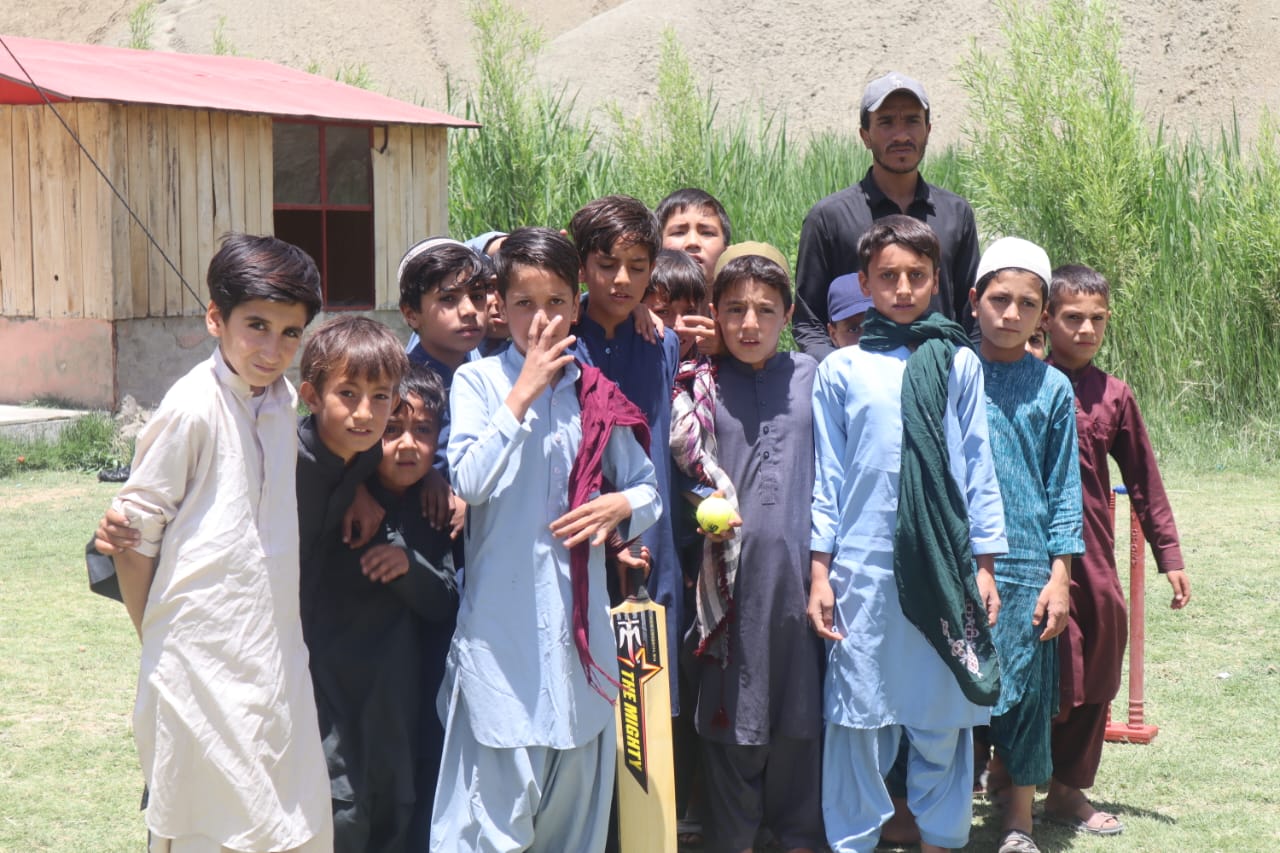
[[0, 35, 475, 408]]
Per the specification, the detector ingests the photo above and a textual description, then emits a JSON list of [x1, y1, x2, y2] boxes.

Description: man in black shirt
[[793, 72, 981, 359]]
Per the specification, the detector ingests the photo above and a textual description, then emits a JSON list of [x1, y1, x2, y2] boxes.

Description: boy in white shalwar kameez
[[93, 234, 333, 853]]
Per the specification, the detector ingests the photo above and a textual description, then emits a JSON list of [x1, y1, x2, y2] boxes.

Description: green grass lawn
[[1, 473, 137, 852], [3, 466, 1278, 852]]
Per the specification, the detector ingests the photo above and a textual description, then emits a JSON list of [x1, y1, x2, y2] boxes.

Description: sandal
[[1043, 808, 1125, 836], [677, 818, 703, 848], [998, 828, 1041, 853]]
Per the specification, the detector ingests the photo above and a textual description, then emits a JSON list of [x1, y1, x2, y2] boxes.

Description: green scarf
[[860, 308, 1001, 706]]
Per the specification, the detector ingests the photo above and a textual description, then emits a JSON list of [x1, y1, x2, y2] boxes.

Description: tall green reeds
[[446, 2, 871, 253], [446, 0, 1280, 463], [958, 0, 1280, 454], [446, 0, 601, 236], [126, 0, 157, 50]]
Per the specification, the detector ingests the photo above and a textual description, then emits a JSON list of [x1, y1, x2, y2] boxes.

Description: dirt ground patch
[[2, 473, 111, 509]]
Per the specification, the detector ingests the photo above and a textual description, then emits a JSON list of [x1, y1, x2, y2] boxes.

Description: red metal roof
[[0, 34, 477, 128]]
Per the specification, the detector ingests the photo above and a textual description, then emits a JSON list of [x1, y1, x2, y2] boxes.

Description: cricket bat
[[610, 547, 676, 852]]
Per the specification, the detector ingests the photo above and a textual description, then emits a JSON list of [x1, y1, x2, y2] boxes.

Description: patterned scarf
[[860, 308, 1002, 706], [668, 357, 740, 668], [569, 363, 651, 700]]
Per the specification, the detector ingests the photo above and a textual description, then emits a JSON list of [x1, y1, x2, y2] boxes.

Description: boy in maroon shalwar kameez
[[1042, 264, 1192, 837]]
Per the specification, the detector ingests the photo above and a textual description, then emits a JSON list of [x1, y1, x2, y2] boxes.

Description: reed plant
[[957, 0, 1280, 456], [125, 0, 157, 50], [446, 0, 601, 236]]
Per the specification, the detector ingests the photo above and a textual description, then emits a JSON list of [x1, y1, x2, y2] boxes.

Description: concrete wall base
[[0, 316, 116, 408], [114, 315, 216, 408]]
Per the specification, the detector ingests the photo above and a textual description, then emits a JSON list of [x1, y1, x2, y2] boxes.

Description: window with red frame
[[272, 121, 375, 309]]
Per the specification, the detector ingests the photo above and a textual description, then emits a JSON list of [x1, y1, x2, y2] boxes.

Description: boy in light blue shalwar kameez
[[809, 216, 1007, 853], [432, 229, 660, 853]]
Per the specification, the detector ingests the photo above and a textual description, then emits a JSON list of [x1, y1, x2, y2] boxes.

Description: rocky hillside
[[3, 0, 1278, 145]]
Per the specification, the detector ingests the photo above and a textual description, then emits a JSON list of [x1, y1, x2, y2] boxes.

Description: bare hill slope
[[3, 0, 1278, 145]]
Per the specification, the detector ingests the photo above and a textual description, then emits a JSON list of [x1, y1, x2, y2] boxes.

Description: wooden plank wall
[[0, 102, 273, 321], [0, 106, 23, 318], [371, 126, 392, 308], [0, 103, 131, 320], [0, 104, 76, 318], [389, 125, 412, 310], [371, 124, 449, 310], [3, 107, 450, 319], [109, 106, 272, 320], [415, 126, 448, 246], [79, 103, 114, 320]]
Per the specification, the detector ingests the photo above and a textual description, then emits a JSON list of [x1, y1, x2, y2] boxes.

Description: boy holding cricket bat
[[808, 216, 1006, 853], [670, 243, 825, 853], [432, 227, 660, 852]]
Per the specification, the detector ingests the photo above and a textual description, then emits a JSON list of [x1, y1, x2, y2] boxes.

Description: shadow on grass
[[1050, 796, 1177, 826], [969, 793, 1177, 852], [674, 789, 1180, 851]]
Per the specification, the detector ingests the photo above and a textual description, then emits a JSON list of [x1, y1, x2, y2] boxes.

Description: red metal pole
[[1105, 486, 1159, 744]]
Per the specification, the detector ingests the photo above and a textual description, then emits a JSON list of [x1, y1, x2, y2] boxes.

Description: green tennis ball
[[696, 496, 735, 535]]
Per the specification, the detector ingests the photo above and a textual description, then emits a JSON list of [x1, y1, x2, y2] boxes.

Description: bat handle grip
[[627, 543, 650, 602]]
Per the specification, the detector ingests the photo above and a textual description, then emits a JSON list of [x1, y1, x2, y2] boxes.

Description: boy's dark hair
[[493, 227, 580, 297], [301, 316, 408, 392], [396, 363, 447, 422], [399, 240, 486, 310], [207, 232, 323, 323], [856, 214, 940, 274], [568, 195, 661, 264], [1049, 264, 1111, 314], [648, 250, 708, 307], [712, 255, 793, 312], [655, 188, 733, 245], [475, 250, 497, 287]]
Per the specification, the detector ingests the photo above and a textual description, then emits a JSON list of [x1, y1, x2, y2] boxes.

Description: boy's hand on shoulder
[[361, 544, 409, 583], [94, 506, 140, 555], [550, 493, 632, 549], [448, 494, 466, 540], [420, 468, 453, 530], [976, 555, 1001, 627], [632, 303, 665, 344], [343, 482, 386, 549], [507, 311, 577, 420], [1167, 569, 1191, 609]]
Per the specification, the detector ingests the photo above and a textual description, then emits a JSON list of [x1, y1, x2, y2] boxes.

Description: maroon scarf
[[568, 362, 651, 699]]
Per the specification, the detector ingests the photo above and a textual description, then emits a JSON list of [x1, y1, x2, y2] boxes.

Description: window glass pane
[[325, 126, 371, 206], [273, 209, 324, 280], [272, 123, 320, 205], [324, 210, 375, 307]]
